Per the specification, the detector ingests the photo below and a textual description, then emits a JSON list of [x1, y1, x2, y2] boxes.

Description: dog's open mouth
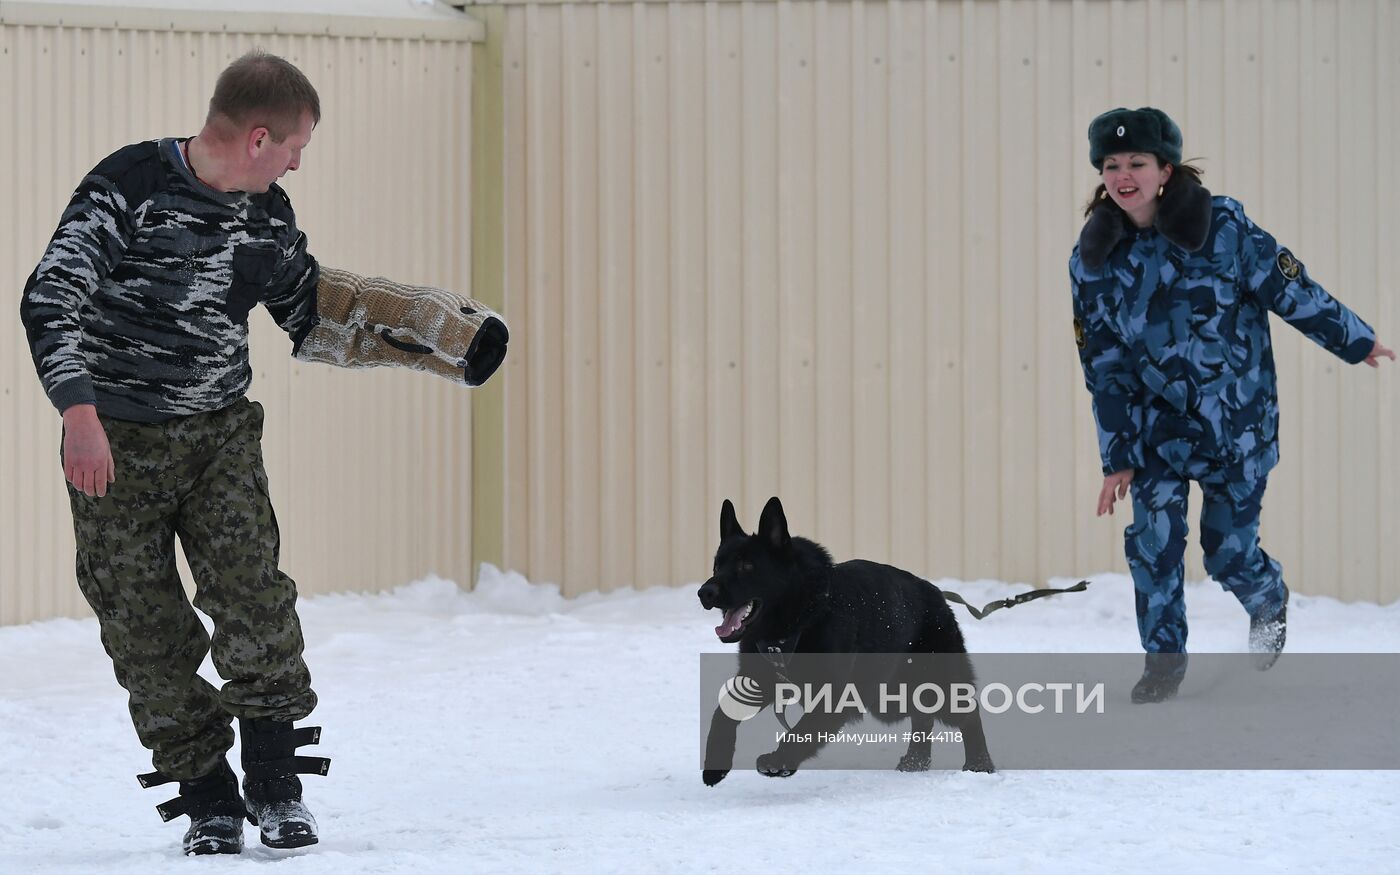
[[715, 600, 762, 643]]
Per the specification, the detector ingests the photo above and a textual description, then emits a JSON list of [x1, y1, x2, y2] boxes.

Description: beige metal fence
[[0, 4, 482, 624], [488, 0, 1398, 602], [4, 0, 1398, 626]]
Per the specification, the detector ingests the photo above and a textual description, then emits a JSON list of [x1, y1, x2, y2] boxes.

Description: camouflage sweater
[[1070, 195, 1375, 481], [20, 138, 319, 422]]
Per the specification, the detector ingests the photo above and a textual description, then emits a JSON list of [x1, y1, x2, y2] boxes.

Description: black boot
[[1131, 653, 1188, 704], [238, 718, 330, 849], [138, 758, 245, 855], [1249, 587, 1288, 671]]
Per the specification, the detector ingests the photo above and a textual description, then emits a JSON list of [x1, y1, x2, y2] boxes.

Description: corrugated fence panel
[[997, 0, 1038, 586], [775, 0, 818, 573], [563, 2, 603, 593], [1068, 0, 1113, 578], [598, 1, 638, 591], [1256, 0, 1303, 597], [1034, 0, 1079, 586], [501, 4, 531, 583], [960, 0, 999, 578], [1336, 0, 1381, 603], [813, 0, 855, 564], [637, 3, 674, 589], [1297, 0, 1344, 600], [886, 0, 926, 577], [1378, 0, 1399, 605], [852, 0, 893, 562], [703, 0, 747, 557], [927, 0, 965, 579], [525, 1, 566, 586], [495, 0, 1398, 603], [739, 1, 780, 535], [670, 2, 709, 585], [1, 19, 477, 625]]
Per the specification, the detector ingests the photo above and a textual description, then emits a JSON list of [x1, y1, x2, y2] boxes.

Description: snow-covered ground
[[1, 568, 1397, 873]]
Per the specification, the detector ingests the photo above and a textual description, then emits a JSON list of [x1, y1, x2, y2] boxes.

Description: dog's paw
[[897, 752, 931, 772], [756, 751, 797, 778], [702, 769, 729, 787], [961, 756, 995, 774]]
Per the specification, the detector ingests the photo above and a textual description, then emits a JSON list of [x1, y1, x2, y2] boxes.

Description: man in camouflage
[[20, 51, 506, 854], [1069, 107, 1393, 703]]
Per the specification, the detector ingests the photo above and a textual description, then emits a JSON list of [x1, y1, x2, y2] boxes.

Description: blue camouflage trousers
[[1124, 452, 1287, 653]]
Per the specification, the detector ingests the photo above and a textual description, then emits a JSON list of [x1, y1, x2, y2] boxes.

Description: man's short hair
[[208, 49, 321, 142]]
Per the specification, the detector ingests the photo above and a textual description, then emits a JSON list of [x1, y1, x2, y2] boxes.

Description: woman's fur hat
[[1088, 107, 1183, 169]]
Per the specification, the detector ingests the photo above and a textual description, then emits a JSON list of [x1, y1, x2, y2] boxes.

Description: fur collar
[[1078, 177, 1213, 270]]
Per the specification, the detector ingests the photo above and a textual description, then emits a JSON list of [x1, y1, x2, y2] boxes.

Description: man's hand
[[62, 404, 115, 497], [1364, 338, 1395, 368], [1097, 469, 1134, 517]]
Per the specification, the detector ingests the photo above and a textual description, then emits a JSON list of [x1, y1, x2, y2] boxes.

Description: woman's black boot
[[1130, 652, 1188, 704]]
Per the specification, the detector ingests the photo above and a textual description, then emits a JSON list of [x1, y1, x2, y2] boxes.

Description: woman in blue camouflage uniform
[[1069, 107, 1394, 702]]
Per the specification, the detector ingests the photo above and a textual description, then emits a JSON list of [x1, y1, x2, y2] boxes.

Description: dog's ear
[[757, 496, 791, 552], [720, 499, 744, 539]]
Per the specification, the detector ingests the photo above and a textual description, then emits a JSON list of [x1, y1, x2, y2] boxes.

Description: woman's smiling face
[[1100, 152, 1173, 224]]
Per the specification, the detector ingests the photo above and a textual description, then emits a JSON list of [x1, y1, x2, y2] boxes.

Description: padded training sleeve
[[295, 267, 508, 386]]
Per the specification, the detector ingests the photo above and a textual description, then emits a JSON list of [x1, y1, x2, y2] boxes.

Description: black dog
[[699, 497, 994, 785]]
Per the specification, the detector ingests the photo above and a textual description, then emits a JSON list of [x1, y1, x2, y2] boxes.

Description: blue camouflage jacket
[[1070, 186, 1374, 481]]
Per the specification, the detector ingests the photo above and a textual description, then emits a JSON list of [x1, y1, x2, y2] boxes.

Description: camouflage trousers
[[1125, 451, 1287, 653], [66, 398, 316, 780]]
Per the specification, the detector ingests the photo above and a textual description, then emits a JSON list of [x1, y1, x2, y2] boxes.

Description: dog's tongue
[[715, 606, 745, 638]]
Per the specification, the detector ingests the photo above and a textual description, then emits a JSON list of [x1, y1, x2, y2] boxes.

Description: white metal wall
[[495, 0, 1398, 602], [1, 14, 478, 624]]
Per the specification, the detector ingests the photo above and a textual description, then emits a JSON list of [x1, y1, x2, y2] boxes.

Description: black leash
[[939, 579, 1091, 620]]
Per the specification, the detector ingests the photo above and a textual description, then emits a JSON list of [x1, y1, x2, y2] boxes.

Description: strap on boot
[[137, 764, 243, 823], [137, 770, 185, 822], [137, 770, 175, 789], [240, 721, 331, 781], [243, 756, 331, 781]]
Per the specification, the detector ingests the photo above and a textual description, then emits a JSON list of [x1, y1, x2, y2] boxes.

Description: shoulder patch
[[1074, 317, 1086, 349], [1276, 249, 1302, 281], [90, 140, 161, 178], [255, 183, 298, 227], [88, 140, 167, 209], [267, 183, 294, 210]]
